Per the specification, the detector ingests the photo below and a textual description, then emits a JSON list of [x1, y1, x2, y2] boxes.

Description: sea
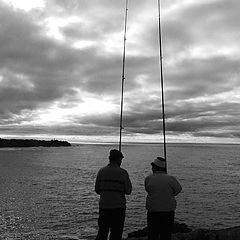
[[0, 143, 239, 240]]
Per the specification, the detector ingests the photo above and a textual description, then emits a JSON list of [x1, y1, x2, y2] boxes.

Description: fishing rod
[[157, 0, 167, 173], [119, 0, 129, 152]]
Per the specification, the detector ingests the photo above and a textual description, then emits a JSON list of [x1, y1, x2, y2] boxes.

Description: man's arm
[[144, 177, 148, 192], [95, 171, 101, 195], [170, 176, 182, 196], [124, 171, 132, 195]]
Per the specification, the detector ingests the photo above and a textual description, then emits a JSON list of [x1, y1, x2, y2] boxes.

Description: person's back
[[95, 162, 132, 209], [145, 157, 182, 240], [95, 149, 132, 240], [145, 172, 181, 212]]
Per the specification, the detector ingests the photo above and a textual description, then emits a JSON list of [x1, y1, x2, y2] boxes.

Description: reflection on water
[[0, 144, 239, 239]]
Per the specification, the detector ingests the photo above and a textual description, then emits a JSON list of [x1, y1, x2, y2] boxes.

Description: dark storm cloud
[[165, 56, 239, 100], [76, 96, 240, 139], [161, 0, 240, 49], [0, 2, 123, 118], [0, 3, 85, 115], [0, 123, 117, 137], [0, 0, 239, 142]]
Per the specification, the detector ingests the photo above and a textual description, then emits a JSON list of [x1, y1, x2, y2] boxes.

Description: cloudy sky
[[0, 0, 239, 144]]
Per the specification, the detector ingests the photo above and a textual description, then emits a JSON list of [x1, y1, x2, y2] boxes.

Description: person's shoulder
[[97, 165, 109, 173], [167, 174, 177, 180], [145, 173, 154, 181], [167, 174, 180, 183], [119, 167, 129, 175]]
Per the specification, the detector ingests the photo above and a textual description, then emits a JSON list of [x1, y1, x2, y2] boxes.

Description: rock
[[216, 226, 240, 240], [173, 222, 192, 233], [128, 221, 192, 238], [173, 229, 213, 240], [128, 227, 148, 238], [127, 225, 240, 240]]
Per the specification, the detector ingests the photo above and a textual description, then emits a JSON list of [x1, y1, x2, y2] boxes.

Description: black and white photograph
[[0, 0, 239, 239]]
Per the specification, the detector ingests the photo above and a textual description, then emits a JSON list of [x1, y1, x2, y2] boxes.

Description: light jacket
[[145, 171, 182, 212], [95, 163, 132, 209]]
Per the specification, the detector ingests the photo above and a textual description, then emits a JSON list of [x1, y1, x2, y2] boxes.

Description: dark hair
[[109, 155, 122, 162], [109, 149, 123, 162], [109, 156, 116, 163]]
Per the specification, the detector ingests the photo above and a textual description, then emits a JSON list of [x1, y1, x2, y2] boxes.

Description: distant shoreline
[[70, 141, 240, 146], [0, 138, 71, 148]]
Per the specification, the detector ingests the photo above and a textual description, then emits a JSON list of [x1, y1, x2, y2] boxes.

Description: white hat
[[151, 157, 166, 168]]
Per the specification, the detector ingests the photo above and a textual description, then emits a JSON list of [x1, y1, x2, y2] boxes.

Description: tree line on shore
[[0, 138, 71, 148]]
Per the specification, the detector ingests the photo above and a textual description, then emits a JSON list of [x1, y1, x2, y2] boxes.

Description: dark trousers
[[147, 211, 174, 240], [96, 208, 126, 240]]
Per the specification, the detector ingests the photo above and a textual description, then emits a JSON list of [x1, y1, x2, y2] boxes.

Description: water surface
[[0, 143, 239, 239]]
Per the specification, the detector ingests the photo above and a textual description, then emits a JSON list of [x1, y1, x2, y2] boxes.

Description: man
[[145, 157, 182, 240], [95, 149, 132, 240]]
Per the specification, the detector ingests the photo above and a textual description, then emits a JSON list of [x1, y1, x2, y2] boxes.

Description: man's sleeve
[[144, 177, 148, 192], [95, 171, 101, 194], [170, 176, 182, 196], [124, 171, 132, 195]]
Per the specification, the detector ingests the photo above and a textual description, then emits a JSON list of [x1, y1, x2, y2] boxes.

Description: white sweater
[[145, 172, 182, 212]]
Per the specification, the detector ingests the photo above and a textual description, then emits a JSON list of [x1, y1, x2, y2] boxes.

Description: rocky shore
[[127, 222, 240, 240]]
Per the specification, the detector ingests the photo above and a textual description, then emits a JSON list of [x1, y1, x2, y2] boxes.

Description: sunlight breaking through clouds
[[2, 0, 45, 11], [27, 97, 118, 127], [0, 0, 240, 143]]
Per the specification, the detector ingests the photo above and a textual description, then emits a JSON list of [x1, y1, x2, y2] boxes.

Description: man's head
[[109, 149, 124, 166], [151, 157, 166, 172]]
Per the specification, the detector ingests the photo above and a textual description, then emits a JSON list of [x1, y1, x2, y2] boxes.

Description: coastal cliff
[[0, 138, 71, 148], [127, 223, 240, 240]]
